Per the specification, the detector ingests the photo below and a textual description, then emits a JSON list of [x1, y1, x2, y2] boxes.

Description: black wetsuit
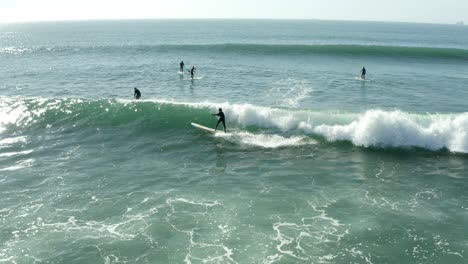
[[180, 61, 184, 72], [134, 88, 141, 99], [361, 68, 366, 79], [214, 111, 226, 132], [190, 67, 196, 79]]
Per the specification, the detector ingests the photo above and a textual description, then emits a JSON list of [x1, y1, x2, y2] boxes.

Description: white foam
[[268, 205, 347, 262], [0, 136, 28, 147], [0, 150, 33, 158], [314, 110, 468, 152], [0, 97, 45, 134], [0, 46, 32, 55], [0, 101, 28, 133], [0, 159, 34, 171], [158, 100, 468, 153], [216, 131, 313, 148], [271, 78, 313, 108]]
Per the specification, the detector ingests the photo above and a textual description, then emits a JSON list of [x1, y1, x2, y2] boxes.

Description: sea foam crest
[[0, 99, 29, 133], [314, 110, 468, 152], [164, 100, 468, 153], [0, 46, 32, 55], [216, 132, 312, 148], [0, 97, 47, 133]]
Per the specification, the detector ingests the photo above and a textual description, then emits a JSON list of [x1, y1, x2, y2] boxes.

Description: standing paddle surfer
[[212, 108, 227, 133], [179, 61, 184, 72], [189, 66, 196, 79], [360, 67, 366, 80]]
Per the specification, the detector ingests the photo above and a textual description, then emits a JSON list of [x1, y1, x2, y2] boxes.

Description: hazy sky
[[0, 0, 467, 24]]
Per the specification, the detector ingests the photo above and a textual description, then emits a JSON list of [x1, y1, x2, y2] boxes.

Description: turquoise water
[[1, 20, 468, 263]]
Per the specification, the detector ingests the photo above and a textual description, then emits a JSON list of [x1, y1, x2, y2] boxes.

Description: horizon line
[[0, 17, 464, 26]]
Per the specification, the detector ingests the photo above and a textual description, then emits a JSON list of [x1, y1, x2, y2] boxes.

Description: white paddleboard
[[191, 122, 216, 133], [354, 77, 370, 82], [178, 71, 184, 74], [185, 77, 204, 80]]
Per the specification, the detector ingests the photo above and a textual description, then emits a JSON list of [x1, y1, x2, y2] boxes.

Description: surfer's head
[[219, 108, 222, 112]]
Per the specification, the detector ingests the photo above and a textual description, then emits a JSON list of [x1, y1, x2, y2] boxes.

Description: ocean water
[[1, 19, 468, 263]]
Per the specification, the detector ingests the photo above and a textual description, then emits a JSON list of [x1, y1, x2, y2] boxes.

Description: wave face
[[2, 97, 468, 153], [2, 44, 468, 61]]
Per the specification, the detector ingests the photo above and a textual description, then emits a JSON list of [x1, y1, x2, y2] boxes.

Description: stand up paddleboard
[[354, 77, 370, 82], [185, 77, 204, 80], [178, 71, 184, 75], [191, 122, 216, 133]]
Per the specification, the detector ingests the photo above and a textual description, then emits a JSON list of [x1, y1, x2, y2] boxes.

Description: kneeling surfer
[[134, 87, 141, 100], [212, 108, 227, 133]]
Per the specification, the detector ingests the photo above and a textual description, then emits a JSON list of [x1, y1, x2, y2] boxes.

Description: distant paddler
[[134, 87, 141, 100], [188, 66, 196, 79], [360, 67, 366, 80], [179, 61, 185, 73]]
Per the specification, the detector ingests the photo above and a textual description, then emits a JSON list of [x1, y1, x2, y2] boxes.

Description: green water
[[1, 20, 468, 263]]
